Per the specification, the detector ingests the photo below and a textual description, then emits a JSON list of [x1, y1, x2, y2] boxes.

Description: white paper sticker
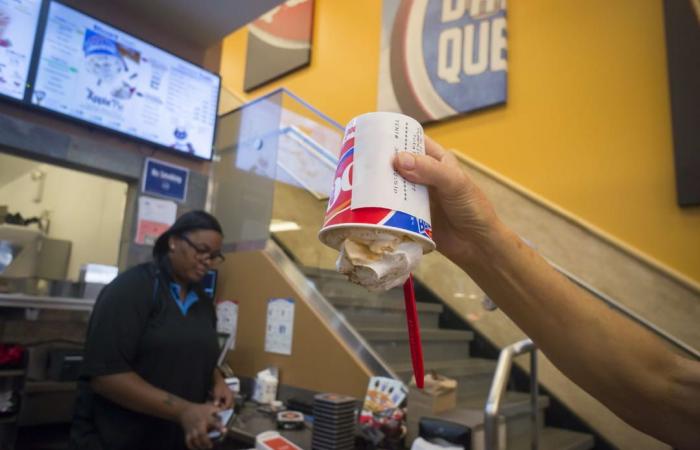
[[264, 298, 295, 355], [352, 112, 431, 222], [135, 196, 177, 245], [216, 300, 238, 350]]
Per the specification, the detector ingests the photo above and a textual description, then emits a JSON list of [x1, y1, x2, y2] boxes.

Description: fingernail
[[397, 152, 416, 169]]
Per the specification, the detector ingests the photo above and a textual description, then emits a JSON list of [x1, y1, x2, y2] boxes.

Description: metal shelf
[[0, 294, 95, 312]]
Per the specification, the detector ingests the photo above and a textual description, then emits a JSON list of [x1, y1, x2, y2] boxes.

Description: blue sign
[[142, 158, 189, 202]]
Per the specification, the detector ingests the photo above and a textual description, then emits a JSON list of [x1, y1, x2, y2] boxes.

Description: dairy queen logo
[[326, 121, 356, 217], [378, 0, 507, 123]]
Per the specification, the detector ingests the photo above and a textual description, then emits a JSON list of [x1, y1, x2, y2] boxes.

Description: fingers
[[186, 430, 212, 450], [184, 406, 221, 450], [424, 135, 447, 160], [188, 425, 214, 450], [394, 151, 465, 195]]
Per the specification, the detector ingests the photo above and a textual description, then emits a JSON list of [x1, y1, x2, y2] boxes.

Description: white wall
[[0, 154, 127, 280]]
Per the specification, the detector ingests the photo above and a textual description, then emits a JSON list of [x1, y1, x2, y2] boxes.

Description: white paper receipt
[[352, 112, 431, 222]]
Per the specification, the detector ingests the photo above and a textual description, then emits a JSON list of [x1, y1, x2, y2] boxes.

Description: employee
[[70, 210, 233, 450]]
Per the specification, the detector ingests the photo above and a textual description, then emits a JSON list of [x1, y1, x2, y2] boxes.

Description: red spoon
[[403, 274, 424, 389]]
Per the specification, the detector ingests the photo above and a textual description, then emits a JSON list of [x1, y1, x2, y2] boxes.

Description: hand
[[210, 378, 235, 410], [178, 403, 224, 450], [393, 136, 501, 266]]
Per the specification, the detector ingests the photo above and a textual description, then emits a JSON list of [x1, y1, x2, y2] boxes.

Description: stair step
[[510, 427, 595, 450], [358, 328, 473, 341], [460, 391, 550, 418], [305, 271, 406, 301], [358, 328, 473, 364], [395, 358, 497, 398], [330, 296, 443, 313], [339, 308, 440, 329], [394, 357, 496, 377], [319, 284, 405, 302]]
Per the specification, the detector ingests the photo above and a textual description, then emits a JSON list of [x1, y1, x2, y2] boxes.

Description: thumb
[[394, 152, 463, 195]]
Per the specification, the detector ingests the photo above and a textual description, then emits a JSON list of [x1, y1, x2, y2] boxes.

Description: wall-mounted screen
[[0, 0, 42, 100], [31, 1, 220, 159]]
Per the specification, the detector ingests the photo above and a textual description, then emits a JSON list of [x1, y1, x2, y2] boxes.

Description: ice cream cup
[[318, 112, 435, 253]]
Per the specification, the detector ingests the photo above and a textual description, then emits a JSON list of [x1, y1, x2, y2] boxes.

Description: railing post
[[530, 349, 539, 450], [485, 339, 538, 450]]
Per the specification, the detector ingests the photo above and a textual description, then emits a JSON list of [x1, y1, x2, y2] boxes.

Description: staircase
[[303, 267, 594, 450]]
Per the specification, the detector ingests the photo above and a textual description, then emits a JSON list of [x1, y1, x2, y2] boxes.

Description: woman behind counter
[[70, 210, 233, 450]]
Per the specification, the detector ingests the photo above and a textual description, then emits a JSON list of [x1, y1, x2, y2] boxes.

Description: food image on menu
[[82, 29, 140, 101]]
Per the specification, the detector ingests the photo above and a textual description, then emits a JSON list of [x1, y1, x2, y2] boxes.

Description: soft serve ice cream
[[318, 112, 435, 291], [333, 228, 423, 291]]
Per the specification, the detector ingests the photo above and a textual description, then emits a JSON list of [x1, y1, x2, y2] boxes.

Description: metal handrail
[[485, 339, 539, 450], [452, 152, 699, 361]]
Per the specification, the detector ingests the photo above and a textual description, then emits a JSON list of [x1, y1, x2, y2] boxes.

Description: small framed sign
[[142, 157, 189, 203]]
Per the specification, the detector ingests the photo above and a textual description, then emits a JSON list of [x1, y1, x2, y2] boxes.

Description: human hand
[[179, 403, 224, 450], [210, 378, 235, 410], [393, 136, 501, 266]]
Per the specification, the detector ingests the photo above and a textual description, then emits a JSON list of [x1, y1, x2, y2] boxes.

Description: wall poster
[[244, 0, 314, 92], [378, 0, 507, 123]]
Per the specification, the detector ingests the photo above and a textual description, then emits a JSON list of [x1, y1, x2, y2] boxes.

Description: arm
[[91, 372, 224, 450], [394, 139, 700, 449], [466, 220, 700, 448]]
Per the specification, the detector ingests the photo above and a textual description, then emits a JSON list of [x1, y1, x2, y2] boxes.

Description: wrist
[[460, 218, 512, 270], [169, 396, 194, 424]]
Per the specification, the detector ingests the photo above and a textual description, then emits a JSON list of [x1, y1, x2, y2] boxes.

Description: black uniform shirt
[[70, 260, 219, 450]]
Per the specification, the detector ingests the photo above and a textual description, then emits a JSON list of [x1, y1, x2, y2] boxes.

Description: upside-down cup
[[318, 112, 435, 260]]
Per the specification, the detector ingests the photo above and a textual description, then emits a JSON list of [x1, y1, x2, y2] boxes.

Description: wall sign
[[244, 0, 314, 92], [134, 195, 177, 245], [217, 300, 239, 350], [264, 298, 295, 355], [142, 157, 189, 202], [378, 0, 507, 123]]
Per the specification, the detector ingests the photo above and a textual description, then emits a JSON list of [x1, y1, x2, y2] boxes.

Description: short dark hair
[[153, 210, 223, 259]]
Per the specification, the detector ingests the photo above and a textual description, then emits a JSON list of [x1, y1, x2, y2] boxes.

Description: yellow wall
[[220, 0, 700, 284]]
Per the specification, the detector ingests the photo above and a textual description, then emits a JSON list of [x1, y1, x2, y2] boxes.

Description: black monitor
[[28, 1, 220, 159], [0, 0, 43, 101]]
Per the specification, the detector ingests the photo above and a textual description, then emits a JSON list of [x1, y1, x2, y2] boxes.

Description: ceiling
[[108, 0, 287, 47]]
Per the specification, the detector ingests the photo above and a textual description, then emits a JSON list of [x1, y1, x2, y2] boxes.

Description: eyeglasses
[[179, 234, 225, 265]]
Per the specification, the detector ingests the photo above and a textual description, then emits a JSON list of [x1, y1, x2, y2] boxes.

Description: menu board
[[31, 2, 220, 159], [0, 0, 42, 100]]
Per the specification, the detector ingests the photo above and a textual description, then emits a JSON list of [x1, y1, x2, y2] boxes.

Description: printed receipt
[[352, 113, 431, 222]]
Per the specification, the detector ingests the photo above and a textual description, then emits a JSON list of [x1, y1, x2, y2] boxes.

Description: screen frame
[[18, 0, 221, 161]]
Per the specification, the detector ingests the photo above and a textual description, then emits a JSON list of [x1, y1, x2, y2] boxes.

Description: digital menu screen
[[0, 0, 42, 100], [31, 1, 220, 159]]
